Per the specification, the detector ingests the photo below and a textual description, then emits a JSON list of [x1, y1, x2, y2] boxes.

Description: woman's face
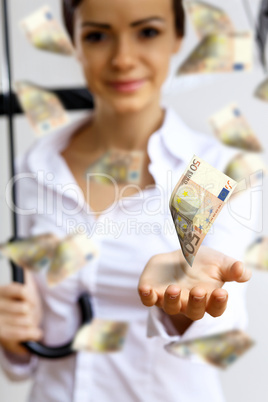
[[74, 0, 182, 114]]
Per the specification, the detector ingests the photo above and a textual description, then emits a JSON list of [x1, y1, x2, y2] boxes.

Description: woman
[[0, 0, 254, 401]]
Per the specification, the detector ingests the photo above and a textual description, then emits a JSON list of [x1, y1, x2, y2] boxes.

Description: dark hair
[[62, 0, 185, 40]]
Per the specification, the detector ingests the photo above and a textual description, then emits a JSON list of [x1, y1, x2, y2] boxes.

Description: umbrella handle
[[11, 262, 93, 359]]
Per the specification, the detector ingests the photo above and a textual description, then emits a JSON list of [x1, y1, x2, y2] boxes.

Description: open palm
[[138, 247, 251, 320]]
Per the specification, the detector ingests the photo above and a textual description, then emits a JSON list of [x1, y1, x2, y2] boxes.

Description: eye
[[84, 31, 107, 43], [139, 27, 160, 39]]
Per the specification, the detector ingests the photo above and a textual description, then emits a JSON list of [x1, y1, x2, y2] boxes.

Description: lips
[[107, 79, 146, 93]]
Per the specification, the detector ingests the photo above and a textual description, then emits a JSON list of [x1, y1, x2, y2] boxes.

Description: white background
[[0, 0, 268, 401]]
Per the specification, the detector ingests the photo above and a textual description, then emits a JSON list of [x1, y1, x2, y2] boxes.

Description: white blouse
[[0, 108, 257, 402]]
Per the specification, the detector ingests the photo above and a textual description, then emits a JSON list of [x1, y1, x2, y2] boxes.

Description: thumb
[[220, 260, 252, 283]]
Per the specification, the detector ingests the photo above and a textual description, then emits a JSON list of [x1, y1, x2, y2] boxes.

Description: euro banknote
[[225, 152, 267, 188], [85, 148, 144, 185], [47, 233, 99, 286], [15, 81, 69, 136], [244, 237, 268, 271], [209, 103, 262, 152], [170, 155, 237, 266], [186, 1, 234, 38], [20, 5, 73, 55], [0, 234, 59, 271], [178, 32, 252, 75], [254, 77, 268, 102], [165, 330, 254, 369], [72, 319, 129, 353], [0, 232, 98, 286]]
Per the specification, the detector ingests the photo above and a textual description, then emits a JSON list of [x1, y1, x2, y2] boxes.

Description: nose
[[111, 36, 136, 71]]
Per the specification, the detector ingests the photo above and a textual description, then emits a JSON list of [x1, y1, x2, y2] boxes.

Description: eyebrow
[[81, 17, 165, 30]]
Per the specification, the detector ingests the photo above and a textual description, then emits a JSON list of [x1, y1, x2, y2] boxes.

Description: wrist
[[1, 341, 31, 363]]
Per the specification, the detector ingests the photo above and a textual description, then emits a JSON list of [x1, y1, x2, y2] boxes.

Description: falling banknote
[[0, 232, 98, 286], [170, 155, 237, 266], [47, 233, 99, 286], [72, 319, 129, 353], [209, 103, 263, 152], [178, 32, 252, 75], [244, 237, 268, 271], [165, 330, 254, 369], [15, 81, 69, 136], [0, 234, 59, 271], [254, 77, 268, 102], [186, 1, 234, 38], [225, 152, 267, 188], [20, 5, 74, 55], [85, 148, 144, 185]]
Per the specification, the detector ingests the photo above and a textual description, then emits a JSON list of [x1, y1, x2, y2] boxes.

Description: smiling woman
[[61, 0, 183, 118], [58, 0, 186, 214]]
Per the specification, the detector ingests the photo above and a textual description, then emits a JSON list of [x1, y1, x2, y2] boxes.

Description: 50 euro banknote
[[244, 237, 268, 272], [165, 330, 254, 369], [72, 319, 129, 353], [20, 5, 74, 55], [47, 232, 99, 287], [178, 32, 252, 75], [254, 77, 268, 102], [186, 0, 234, 39], [0, 234, 59, 271], [86, 148, 144, 185], [209, 102, 262, 152], [170, 155, 237, 266], [0, 232, 99, 287], [15, 81, 69, 136]]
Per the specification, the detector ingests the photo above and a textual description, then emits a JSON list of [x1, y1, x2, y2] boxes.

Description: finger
[[0, 326, 43, 343], [163, 285, 181, 315], [0, 312, 36, 328], [0, 300, 31, 315], [221, 261, 252, 283], [206, 289, 228, 318], [138, 286, 158, 307], [185, 287, 207, 320], [17, 326, 43, 343], [0, 283, 28, 301]]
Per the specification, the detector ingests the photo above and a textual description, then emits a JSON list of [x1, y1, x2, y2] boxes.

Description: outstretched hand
[[138, 247, 251, 320]]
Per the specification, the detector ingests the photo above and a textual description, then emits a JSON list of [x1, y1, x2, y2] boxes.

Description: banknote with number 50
[[170, 155, 237, 266]]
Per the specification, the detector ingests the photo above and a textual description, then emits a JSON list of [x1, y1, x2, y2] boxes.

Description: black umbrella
[[256, 0, 268, 70], [243, 0, 268, 71], [1, 0, 94, 359]]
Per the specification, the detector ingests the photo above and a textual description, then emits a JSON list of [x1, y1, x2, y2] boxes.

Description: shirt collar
[[25, 116, 91, 209], [147, 107, 206, 189], [155, 107, 233, 169], [26, 114, 91, 173], [157, 107, 208, 164]]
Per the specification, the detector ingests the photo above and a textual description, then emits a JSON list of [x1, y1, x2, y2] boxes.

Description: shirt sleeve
[[0, 348, 38, 381], [0, 155, 39, 380], [147, 184, 260, 346]]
